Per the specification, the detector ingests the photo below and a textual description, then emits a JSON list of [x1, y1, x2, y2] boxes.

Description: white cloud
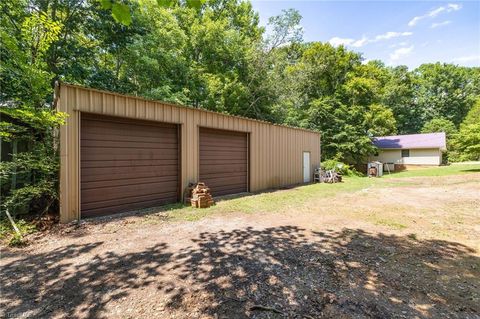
[[351, 36, 369, 47], [390, 46, 414, 61], [328, 37, 355, 47], [408, 3, 461, 27], [374, 31, 413, 41], [431, 20, 451, 28], [329, 31, 412, 48], [447, 3, 461, 11], [452, 55, 480, 64]]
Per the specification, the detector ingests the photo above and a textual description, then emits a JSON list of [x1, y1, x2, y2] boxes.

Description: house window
[[401, 149, 410, 157]]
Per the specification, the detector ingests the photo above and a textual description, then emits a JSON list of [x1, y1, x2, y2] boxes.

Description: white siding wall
[[371, 149, 402, 164], [403, 148, 442, 165], [370, 148, 441, 165]]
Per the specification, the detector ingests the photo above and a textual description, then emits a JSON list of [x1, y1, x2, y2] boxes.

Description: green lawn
[[382, 163, 480, 178], [3, 163, 479, 246], [162, 163, 480, 222]]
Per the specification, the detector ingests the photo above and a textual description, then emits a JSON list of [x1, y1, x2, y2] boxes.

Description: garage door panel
[[82, 151, 178, 161], [199, 145, 247, 152], [200, 155, 247, 161], [198, 159, 246, 166], [81, 129, 177, 142], [200, 129, 245, 137], [81, 175, 178, 190], [200, 137, 246, 146], [81, 115, 179, 217], [200, 138, 247, 146], [82, 132, 177, 144], [211, 184, 246, 197], [82, 195, 176, 218], [82, 180, 178, 204], [202, 175, 246, 187], [81, 159, 178, 168], [83, 146, 178, 156], [82, 191, 177, 210], [199, 128, 247, 197], [82, 118, 177, 134], [200, 164, 247, 174], [81, 166, 178, 181], [81, 139, 178, 149]]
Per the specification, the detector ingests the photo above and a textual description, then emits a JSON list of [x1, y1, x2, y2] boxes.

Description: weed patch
[[0, 218, 37, 246]]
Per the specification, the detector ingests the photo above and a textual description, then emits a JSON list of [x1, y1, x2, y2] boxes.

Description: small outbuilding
[[56, 83, 321, 222], [369, 132, 446, 169]]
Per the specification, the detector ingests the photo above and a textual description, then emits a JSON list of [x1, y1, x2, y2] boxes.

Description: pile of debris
[[314, 168, 342, 183], [189, 182, 215, 208]]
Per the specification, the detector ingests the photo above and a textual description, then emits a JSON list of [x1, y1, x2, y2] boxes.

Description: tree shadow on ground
[[1, 242, 173, 318], [166, 227, 479, 318], [1, 227, 479, 318]]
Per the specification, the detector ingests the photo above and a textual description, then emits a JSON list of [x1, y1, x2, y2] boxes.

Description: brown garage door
[[199, 128, 248, 197], [81, 114, 179, 217]]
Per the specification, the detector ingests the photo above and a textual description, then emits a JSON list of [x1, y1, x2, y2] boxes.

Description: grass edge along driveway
[[161, 163, 480, 222]]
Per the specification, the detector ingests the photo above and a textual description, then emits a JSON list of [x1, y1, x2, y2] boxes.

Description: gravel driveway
[[1, 174, 479, 319]]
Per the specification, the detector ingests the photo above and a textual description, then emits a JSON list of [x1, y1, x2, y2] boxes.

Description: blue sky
[[250, 1, 480, 69]]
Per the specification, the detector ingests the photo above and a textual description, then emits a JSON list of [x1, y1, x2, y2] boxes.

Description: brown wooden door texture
[[199, 128, 248, 197], [80, 114, 179, 217]]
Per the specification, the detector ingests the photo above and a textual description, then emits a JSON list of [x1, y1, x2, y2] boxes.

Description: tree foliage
[[1, 0, 66, 215], [450, 99, 480, 161], [421, 118, 457, 140], [1, 0, 480, 217], [413, 63, 480, 126]]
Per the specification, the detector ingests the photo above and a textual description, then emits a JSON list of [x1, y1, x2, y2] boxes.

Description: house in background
[[370, 132, 447, 170]]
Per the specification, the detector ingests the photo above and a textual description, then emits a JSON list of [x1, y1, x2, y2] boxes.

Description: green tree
[[450, 99, 480, 161], [364, 104, 397, 137], [342, 60, 390, 107], [421, 118, 457, 163], [306, 97, 375, 164], [421, 118, 457, 137], [414, 63, 480, 126], [451, 124, 480, 161], [461, 97, 480, 126], [1, 4, 66, 215], [382, 65, 419, 133]]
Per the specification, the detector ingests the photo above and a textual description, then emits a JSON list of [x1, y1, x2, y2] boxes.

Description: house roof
[[372, 132, 447, 150]]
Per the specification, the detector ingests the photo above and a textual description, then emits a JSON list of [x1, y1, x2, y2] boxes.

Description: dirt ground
[[1, 173, 479, 319]]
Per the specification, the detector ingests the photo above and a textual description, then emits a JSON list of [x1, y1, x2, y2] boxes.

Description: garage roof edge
[[57, 82, 320, 135]]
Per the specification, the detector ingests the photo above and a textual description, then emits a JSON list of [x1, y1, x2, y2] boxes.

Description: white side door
[[303, 151, 311, 183]]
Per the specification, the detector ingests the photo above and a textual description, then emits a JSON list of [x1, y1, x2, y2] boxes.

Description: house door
[[303, 151, 311, 183]]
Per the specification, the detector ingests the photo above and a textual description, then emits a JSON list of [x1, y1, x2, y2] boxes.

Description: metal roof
[[372, 132, 447, 150]]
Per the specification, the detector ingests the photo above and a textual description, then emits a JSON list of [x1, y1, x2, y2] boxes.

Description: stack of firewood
[[190, 182, 215, 208]]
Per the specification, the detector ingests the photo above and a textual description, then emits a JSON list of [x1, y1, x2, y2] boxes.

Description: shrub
[[321, 159, 359, 176], [0, 217, 37, 246]]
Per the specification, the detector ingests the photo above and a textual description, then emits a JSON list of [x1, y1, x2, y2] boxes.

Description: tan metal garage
[[199, 128, 248, 197], [80, 114, 179, 217], [56, 83, 321, 223]]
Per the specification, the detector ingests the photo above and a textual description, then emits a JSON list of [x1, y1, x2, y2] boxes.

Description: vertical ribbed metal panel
[[58, 84, 321, 222]]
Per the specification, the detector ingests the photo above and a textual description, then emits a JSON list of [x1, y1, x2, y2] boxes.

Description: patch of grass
[[166, 176, 416, 222], [0, 217, 37, 246], [383, 164, 480, 178], [407, 233, 418, 241], [155, 164, 480, 223], [166, 176, 379, 221], [374, 218, 407, 230]]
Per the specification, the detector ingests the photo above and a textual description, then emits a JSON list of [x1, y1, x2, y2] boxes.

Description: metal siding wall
[[58, 84, 321, 222]]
